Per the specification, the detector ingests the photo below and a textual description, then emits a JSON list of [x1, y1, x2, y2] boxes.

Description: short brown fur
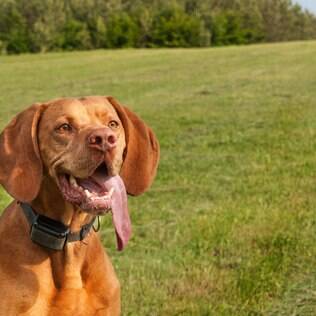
[[0, 96, 159, 316]]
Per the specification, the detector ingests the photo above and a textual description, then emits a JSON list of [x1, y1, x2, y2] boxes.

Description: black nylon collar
[[19, 202, 97, 251]]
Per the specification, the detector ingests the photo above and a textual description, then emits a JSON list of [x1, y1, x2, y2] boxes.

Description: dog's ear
[[0, 104, 45, 202], [106, 97, 160, 196]]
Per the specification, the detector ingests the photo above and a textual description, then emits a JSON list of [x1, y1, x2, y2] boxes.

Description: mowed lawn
[[1, 41, 316, 315]]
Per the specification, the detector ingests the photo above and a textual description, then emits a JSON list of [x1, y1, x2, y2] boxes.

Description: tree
[[60, 19, 92, 50], [106, 13, 139, 48], [150, 5, 209, 47], [0, 0, 315, 54]]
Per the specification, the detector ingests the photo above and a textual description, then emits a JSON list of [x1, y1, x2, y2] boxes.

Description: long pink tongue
[[110, 176, 131, 250], [98, 175, 131, 251]]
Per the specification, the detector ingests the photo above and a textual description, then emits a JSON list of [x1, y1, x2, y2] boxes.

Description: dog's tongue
[[91, 174, 131, 251]]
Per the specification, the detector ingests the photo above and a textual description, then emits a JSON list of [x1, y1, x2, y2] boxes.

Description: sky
[[293, 0, 316, 13]]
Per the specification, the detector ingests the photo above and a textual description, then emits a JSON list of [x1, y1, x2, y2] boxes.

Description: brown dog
[[0, 96, 159, 315]]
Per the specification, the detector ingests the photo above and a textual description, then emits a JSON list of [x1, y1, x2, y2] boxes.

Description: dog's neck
[[26, 176, 96, 289], [31, 175, 94, 231]]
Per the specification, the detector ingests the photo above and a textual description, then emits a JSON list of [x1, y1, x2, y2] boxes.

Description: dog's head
[[0, 96, 159, 249]]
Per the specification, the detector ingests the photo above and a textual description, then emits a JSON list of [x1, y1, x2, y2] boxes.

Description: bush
[[88, 16, 107, 49], [0, 3, 33, 54], [150, 6, 209, 47], [211, 11, 245, 46], [59, 19, 91, 51], [106, 13, 139, 48], [6, 30, 32, 54]]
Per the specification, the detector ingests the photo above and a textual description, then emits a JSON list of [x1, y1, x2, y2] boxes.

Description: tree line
[[0, 0, 315, 54]]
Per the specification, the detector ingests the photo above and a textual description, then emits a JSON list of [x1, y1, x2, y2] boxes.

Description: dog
[[0, 96, 159, 315]]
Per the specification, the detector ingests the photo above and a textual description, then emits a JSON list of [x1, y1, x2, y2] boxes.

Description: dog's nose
[[88, 128, 117, 152]]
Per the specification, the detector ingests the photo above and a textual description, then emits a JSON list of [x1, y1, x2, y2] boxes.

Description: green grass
[[1, 41, 316, 315]]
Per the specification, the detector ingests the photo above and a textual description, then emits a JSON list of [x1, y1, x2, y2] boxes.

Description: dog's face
[[0, 96, 160, 250], [38, 97, 126, 215]]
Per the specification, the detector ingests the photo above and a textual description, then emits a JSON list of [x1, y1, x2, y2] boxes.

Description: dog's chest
[[48, 288, 106, 316], [0, 210, 119, 316], [21, 243, 118, 316], [20, 288, 107, 316], [46, 244, 114, 315], [21, 263, 114, 316]]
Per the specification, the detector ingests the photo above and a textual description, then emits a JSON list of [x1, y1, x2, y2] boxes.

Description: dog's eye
[[57, 123, 72, 132], [108, 120, 119, 129]]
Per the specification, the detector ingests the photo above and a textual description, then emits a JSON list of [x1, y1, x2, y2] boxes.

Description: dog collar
[[19, 202, 97, 251]]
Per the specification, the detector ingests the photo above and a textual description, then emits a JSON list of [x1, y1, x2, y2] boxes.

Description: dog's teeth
[[84, 189, 92, 198], [69, 175, 78, 188], [108, 187, 115, 198]]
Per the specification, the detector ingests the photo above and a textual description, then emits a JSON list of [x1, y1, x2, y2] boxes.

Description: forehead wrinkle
[[43, 100, 90, 126], [84, 102, 119, 125], [42, 98, 120, 128]]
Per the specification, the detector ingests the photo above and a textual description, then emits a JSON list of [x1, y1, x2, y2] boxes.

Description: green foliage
[[60, 19, 91, 51], [106, 13, 139, 48], [211, 11, 246, 45], [88, 17, 107, 48], [150, 6, 210, 47], [32, 1, 66, 52], [0, 2, 31, 54], [0, 0, 315, 52]]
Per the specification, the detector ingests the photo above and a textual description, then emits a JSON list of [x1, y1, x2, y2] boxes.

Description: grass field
[[1, 41, 316, 315]]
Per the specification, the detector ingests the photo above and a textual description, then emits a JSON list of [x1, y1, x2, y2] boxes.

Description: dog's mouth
[[57, 162, 131, 250], [58, 163, 116, 214]]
